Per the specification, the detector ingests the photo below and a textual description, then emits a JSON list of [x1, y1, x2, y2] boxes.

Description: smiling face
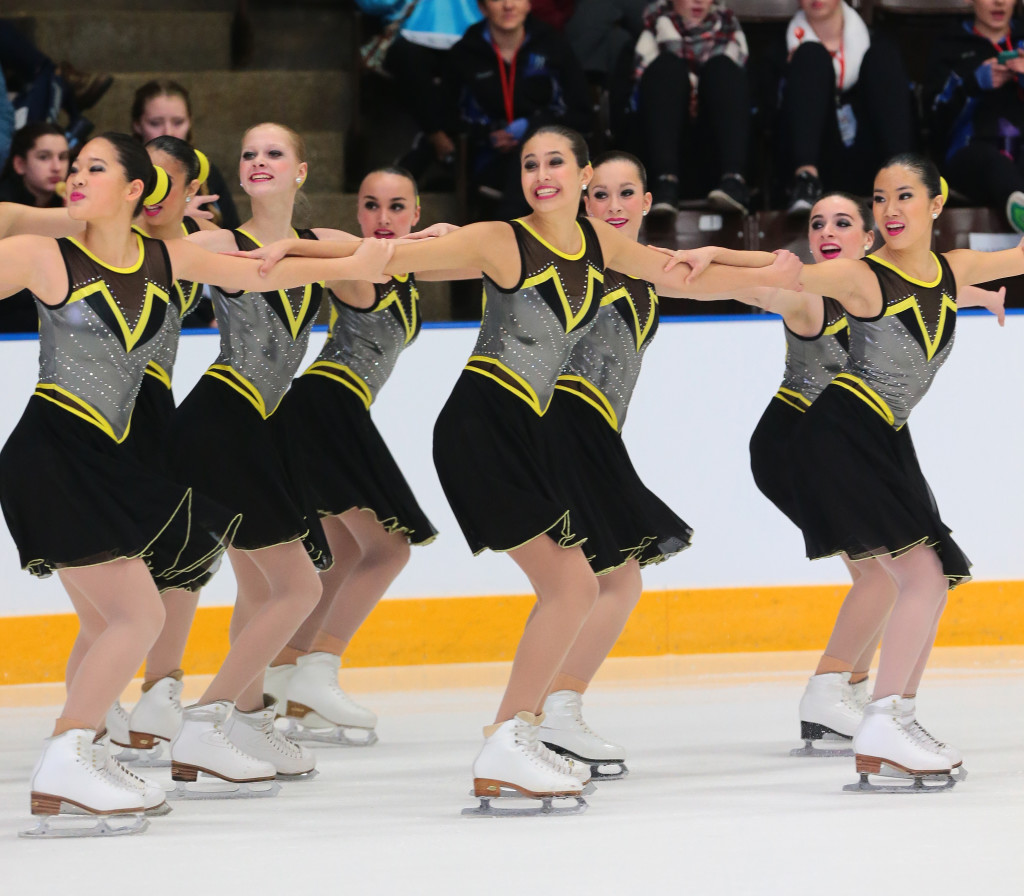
[[520, 131, 590, 214], [356, 171, 420, 239], [872, 165, 942, 250], [134, 94, 191, 143], [807, 195, 873, 263], [65, 137, 143, 221], [13, 134, 70, 204], [672, 0, 713, 27], [142, 147, 197, 227], [584, 159, 651, 242], [238, 124, 307, 198]]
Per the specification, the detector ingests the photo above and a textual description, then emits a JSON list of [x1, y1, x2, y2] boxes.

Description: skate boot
[[264, 663, 295, 714], [123, 671, 184, 767], [849, 677, 872, 713], [284, 652, 378, 746], [844, 696, 954, 793], [169, 701, 280, 799], [103, 700, 151, 766], [21, 729, 148, 838], [791, 672, 862, 757], [899, 697, 966, 781], [95, 741, 171, 817], [540, 690, 625, 780], [225, 697, 317, 779], [463, 712, 587, 817]]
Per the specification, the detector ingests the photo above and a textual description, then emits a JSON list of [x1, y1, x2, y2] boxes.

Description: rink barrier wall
[[2, 579, 1022, 685]]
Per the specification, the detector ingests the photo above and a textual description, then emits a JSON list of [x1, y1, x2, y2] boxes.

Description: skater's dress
[[167, 228, 331, 568], [433, 217, 604, 554], [0, 233, 238, 590], [546, 269, 692, 573], [280, 274, 437, 543], [748, 295, 849, 528], [792, 253, 972, 586]]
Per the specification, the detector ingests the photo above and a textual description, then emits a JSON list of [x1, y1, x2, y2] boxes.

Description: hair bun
[[194, 149, 210, 186], [939, 176, 949, 203], [144, 165, 171, 207]]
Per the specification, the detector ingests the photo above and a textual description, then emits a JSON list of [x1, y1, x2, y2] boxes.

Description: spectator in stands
[[776, 0, 914, 215], [385, 0, 482, 179], [130, 79, 240, 229], [632, 1, 752, 221], [566, 0, 646, 85], [925, 0, 1024, 233], [0, 122, 68, 207], [447, 0, 593, 219]]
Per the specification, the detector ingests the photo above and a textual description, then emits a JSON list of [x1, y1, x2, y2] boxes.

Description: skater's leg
[[551, 559, 642, 693], [57, 559, 165, 734], [275, 515, 361, 662], [199, 543, 321, 711], [497, 536, 599, 723], [815, 556, 895, 678], [62, 577, 106, 693], [902, 593, 948, 697], [144, 588, 200, 682], [872, 544, 948, 700]]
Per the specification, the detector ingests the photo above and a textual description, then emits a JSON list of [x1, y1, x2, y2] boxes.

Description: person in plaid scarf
[[632, 1, 751, 220]]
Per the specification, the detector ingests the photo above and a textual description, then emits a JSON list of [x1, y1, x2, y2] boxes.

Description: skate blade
[[843, 771, 955, 794], [790, 740, 854, 758], [462, 792, 588, 818], [276, 768, 319, 782], [146, 801, 173, 817], [590, 761, 629, 781], [277, 717, 378, 747], [112, 741, 170, 768], [19, 813, 149, 838], [167, 779, 281, 800], [885, 765, 967, 784]]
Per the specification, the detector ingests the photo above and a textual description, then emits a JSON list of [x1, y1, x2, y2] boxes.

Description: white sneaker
[[95, 742, 169, 815], [853, 695, 951, 776], [264, 664, 296, 714], [798, 672, 863, 740], [129, 671, 183, 748], [540, 690, 625, 763], [286, 652, 377, 730], [105, 701, 132, 749], [225, 700, 316, 777], [898, 697, 963, 768], [30, 729, 144, 816], [473, 712, 583, 798], [170, 701, 277, 784]]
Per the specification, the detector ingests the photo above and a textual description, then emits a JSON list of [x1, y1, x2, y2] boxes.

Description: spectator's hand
[[1004, 51, 1024, 78], [490, 129, 520, 152], [185, 193, 220, 221], [976, 58, 1012, 90]]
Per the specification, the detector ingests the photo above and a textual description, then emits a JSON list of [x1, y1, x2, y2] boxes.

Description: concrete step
[[6, 12, 232, 72], [246, 7, 353, 71], [7, 0, 233, 10]]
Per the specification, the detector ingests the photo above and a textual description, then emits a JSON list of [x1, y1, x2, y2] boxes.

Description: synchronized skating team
[[0, 115, 1015, 835]]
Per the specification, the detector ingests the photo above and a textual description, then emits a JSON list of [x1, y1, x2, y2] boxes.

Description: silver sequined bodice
[[303, 274, 420, 408], [556, 269, 658, 431], [465, 218, 604, 415], [34, 235, 172, 441], [203, 229, 323, 418], [776, 296, 849, 410], [835, 254, 958, 429]]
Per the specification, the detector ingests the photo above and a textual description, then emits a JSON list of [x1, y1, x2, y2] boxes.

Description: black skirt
[[433, 372, 586, 555], [544, 393, 692, 574], [0, 396, 238, 591], [122, 374, 175, 471], [278, 374, 437, 544], [167, 375, 331, 569], [749, 396, 804, 529], [791, 385, 972, 587]]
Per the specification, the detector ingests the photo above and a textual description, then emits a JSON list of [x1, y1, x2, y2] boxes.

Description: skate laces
[[907, 720, 948, 750], [253, 712, 304, 757]]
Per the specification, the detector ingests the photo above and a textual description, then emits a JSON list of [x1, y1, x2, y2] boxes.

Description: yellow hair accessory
[[940, 176, 949, 203], [144, 165, 170, 206], [194, 149, 210, 186]]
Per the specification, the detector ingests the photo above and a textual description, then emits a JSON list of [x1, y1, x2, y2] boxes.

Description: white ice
[[1, 652, 1021, 896]]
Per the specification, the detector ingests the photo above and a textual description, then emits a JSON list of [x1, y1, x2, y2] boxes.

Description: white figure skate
[[281, 652, 378, 747], [463, 712, 587, 817], [169, 701, 280, 799], [225, 699, 317, 779], [122, 671, 184, 767], [899, 697, 966, 782], [264, 663, 295, 711], [844, 696, 955, 793], [791, 672, 863, 757], [539, 690, 625, 780], [20, 729, 148, 838], [97, 742, 172, 817]]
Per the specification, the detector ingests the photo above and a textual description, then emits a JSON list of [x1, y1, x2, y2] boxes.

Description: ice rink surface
[[1, 650, 1021, 896]]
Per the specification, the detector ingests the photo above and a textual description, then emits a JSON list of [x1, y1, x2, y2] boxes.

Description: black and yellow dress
[[167, 228, 331, 568], [545, 270, 692, 573], [279, 274, 437, 544], [123, 218, 204, 465], [748, 296, 849, 528], [433, 217, 604, 554], [0, 234, 237, 590], [792, 253, 972, 586]]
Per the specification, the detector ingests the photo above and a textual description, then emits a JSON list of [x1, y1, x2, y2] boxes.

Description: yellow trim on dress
[[885, 292, 957, 361], [67, 281, 170, 352], [833, 373, 896, 427], [33, 383, 129, 442], [555, 375, 620, 431], [823, 317, 849, 337], [514, 218, 587, 260], [145, 361, 172, 389], [303, 360, 373, 409], [465, 355, 549, 416], [66, 234, 145, 274], [205, 364, 284, 419], [522, 263, 602, 334], [376, 280, 419, 344], [236, 228, 323, 339], [774, 387, 811, 413], [867, 252, 942, 288]]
